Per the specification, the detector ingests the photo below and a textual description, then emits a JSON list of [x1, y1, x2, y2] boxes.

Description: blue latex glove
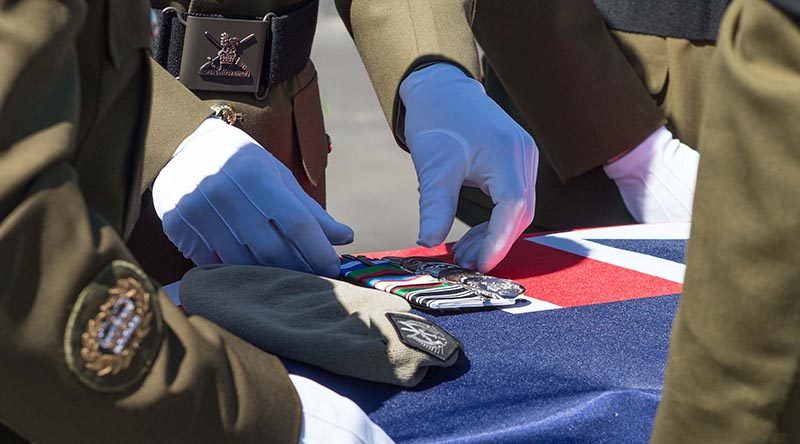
[[400, 63, 538, 273], [152, 118, 353, 277]]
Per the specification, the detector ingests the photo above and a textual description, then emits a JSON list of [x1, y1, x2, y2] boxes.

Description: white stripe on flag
[[501, 296, 562, 314], [536, 222, 691, 241], [528, 235, 686, 284]]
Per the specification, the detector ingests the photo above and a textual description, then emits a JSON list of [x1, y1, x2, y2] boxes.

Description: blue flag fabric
[[286, 224, 690, 443]]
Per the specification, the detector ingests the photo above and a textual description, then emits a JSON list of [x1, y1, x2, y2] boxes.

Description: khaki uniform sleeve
[[651, 0, 800, 442], [140, 58, 212, 195], [334, 0, 480, 147], [471, 0, 665, 181], [0, 1, 300, 442]]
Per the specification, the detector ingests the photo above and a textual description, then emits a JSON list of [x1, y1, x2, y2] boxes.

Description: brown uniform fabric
[[126, 59, 215, 285], [0, 0, 301, 441], [128, 0, 331, 284], [612, 32, 716, 150], [467, 0, 716, 230], [334, 0, 481, 148], [473, 0, 666, 183], [652, 0, 800, 442]]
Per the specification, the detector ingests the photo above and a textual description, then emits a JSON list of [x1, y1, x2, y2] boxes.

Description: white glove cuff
[[153, 117, 239, 221], [603, 126, 675, 180], [399, 63, 484, 105], [171, 116, 226, 159]]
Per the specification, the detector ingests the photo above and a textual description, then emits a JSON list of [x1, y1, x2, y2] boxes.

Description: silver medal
[[459, 276, 525, 299], [415, 261, 463, 278]]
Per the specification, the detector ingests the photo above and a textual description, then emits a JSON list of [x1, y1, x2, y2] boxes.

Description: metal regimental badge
[[65, 261, 163, 392], [200, 31, 255, 78], [179, 16, 267, 93], [386, 313, 461, 362]]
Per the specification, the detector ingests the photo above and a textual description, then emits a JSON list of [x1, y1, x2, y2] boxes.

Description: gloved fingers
[[454, 219, 489, 247], [470, 138, 536, 273], [219, 167, 342, 277], [200, 170, 337, 276], [161, 207, 222, 265], [267, 213, 341, 277], [237, 219, 316, 274], [409, 131, 468, 247], [175, 182, 262, 265], [198, 174, 326, 273], [278, 165, 354, 246], [452, 222, 489, 270], [477, 195, 533, 273], [289, 374, 395, 444], [480, 129, 538, 197]]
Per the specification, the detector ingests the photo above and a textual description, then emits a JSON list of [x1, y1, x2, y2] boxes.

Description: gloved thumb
[[409, 131, 468, 247]]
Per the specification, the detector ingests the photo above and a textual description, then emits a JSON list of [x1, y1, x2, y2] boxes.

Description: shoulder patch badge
[[64, 261, 163, 392], [386, 313, 461, 362]]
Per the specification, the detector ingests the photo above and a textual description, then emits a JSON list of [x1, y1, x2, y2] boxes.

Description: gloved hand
[[603, 126, 699, 223], [400, 63, 538, 273], [289, 374, 394, 444], [152, 117, 353, 278]]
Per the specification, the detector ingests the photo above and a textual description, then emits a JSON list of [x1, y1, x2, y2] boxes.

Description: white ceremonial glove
[[290, 374, 394, 444], [400, 63, 538, 273], [603, 126, 700, 223], [152, 117, 353, 277]]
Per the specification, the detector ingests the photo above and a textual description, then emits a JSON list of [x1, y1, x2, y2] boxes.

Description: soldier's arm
[[334, 0, 481, 147], [471, 0, 665, 181], [651, 0, 800, 441], [140, 58, 212, 195], [0, 1, 300, 442], [137, 1, 212, 196]]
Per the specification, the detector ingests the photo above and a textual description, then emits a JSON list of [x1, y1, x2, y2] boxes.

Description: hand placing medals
[[340, 255, 525, 310]]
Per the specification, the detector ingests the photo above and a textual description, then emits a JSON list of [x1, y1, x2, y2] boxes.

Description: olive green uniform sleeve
[[334, 0, 480, 147], [651, 0, 800, 442], [0, 1, 300, 442], [140, 58, 212, 196], [471, 0, 666, 181]]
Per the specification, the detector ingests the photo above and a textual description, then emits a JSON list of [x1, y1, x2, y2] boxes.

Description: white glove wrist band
[[604, 125, 700, 223]]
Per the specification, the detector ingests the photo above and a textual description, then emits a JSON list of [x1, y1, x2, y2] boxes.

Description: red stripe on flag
[[364, 234, 682, 308]]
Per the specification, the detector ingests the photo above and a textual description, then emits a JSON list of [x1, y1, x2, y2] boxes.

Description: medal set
[[340, 255, 524, 310], [387, 257, 526, 300]]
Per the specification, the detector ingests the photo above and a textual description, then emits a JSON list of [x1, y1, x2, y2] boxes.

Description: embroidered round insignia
[[64, 261, 163, 392]]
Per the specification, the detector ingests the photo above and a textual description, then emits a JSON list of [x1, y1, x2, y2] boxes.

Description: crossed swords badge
[[199, 31, 256, 78]]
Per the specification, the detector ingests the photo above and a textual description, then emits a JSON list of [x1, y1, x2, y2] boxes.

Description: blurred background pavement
[[312, 1, 470, 254]]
